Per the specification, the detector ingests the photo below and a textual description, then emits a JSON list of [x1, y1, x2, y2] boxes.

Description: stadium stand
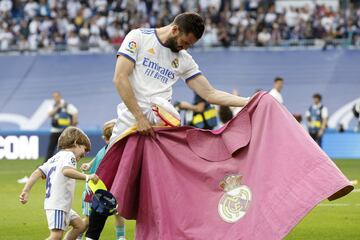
[[0, 0, 360, 52]]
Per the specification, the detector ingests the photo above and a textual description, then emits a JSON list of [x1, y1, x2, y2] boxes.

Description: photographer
[[45, 91, 78, 162], [177, 93, 218, 130]]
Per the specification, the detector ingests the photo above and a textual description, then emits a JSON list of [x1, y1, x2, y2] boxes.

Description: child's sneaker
[[17, 176, 29, 184]]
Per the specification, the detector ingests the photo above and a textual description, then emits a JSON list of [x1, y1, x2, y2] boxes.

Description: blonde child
[[19, 127, 99, 240]]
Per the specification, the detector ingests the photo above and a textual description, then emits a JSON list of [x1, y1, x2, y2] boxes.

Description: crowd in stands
[[1, 0, 360, 52]]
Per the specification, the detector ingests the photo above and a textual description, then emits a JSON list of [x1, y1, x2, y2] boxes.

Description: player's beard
[[165, 36, 181, 53]]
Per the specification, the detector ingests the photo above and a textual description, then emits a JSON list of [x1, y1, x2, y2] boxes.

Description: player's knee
[[77, 219, 87, 233], [49, 230, 63, 240], [83, 217, 89, 229], [71, 218, 87, 233]]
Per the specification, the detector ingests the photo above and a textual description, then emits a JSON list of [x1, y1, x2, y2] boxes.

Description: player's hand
[[81, 163, 91, 171], [317, 129, 324, 137], [241, 97, 250, 107], [136, 115, 155, 138], [90, 174, 99, 184], [19, 191, 29, 204], [178, 102, 186, 110]]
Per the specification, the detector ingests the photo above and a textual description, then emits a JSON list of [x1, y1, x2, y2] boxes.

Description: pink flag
[[97, 92, 353, 239]]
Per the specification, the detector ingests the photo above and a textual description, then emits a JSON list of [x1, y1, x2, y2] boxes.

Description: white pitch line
[[318, 203, 360, 207], [319, 203, 351, 207]]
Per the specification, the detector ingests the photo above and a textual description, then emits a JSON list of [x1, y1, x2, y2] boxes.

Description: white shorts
[[109, 98, 179, 146], [45, 209, 80, 230], [109, 103, 156, 146]]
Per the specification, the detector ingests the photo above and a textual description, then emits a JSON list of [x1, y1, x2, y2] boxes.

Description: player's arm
[[318, 118, 328, 136], [71, 113, 78, 126], [19, 169, 45, 204], [113, 56, 154, 137], [187, 75, 248, 107], [68, 104, 79, 126], [318, 109, 329, 137], [48, 105, 60, 117], [178, 101, 206, 112]]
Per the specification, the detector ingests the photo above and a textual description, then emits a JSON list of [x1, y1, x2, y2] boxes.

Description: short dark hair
[[219, 106, 233, 124], [313, 93, 322, 101], [274, 77, 283, 82], [173, 12, 205, 39]]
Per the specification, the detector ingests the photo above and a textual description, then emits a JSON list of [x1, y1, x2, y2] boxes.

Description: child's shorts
[[45, 209, 80, 230], [82, 190, 92, 216], [82, 201, 91, 216]]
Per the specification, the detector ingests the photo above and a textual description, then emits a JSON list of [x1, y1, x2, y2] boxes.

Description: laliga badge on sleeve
[[88, 178, 107, 193], [218, 174, 252, 223]]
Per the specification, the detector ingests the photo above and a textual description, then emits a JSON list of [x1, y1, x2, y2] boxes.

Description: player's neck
[[155, 26, 171, 45]]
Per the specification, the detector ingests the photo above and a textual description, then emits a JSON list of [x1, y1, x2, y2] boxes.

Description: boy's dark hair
[[313, 93, 322, 101], [219, 106, 233, 124], [274, 77, 283, 82], [173, 12, 205, 39], [58, 126, 91, 152]]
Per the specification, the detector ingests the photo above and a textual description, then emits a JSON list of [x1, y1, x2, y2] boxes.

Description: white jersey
[[39, 150, 77, 212], [117, 28, 201, 107], [110, 28, 201, 143], [269, 88, 284, 104]]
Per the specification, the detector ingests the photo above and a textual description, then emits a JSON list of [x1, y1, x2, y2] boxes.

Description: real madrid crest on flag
[[218, 174, 252, 223]]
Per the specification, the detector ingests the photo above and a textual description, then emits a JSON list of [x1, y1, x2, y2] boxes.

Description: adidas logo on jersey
[[147, 48, 155, 54]]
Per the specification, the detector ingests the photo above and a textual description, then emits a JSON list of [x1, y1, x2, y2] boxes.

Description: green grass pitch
[[0, 159, 359, 240]]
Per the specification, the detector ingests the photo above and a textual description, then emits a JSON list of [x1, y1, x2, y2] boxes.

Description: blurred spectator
[[293, 113, 302, 123], [257, 28, 271, 46], [1, 1, 360, 52], [269, 76, 284, 104], [177, 93, 218, 130], [337, 123, 345, 133], [0, 0, 12, 16], [306, 93, 328, 147], [352, 101, 360, 132], [0, 25, 13, 51], [293, 113, 307, 130]]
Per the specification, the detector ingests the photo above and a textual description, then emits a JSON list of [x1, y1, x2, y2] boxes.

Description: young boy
[[79, 119, 126, 240], [19, 126, 99, 240]]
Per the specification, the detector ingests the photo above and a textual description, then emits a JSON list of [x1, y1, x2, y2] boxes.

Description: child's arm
[[62, 167, 99, 183], [80, 158, 96, 171], [19, 169, 44, 204]]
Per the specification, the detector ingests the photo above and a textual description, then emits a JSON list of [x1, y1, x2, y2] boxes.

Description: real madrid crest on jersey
[[171, 58, 179, 68], [218, 174, 252, 223]]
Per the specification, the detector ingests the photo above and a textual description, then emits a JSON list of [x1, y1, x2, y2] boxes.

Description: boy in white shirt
[[269, 77, 284, 104], [19, 126, 99, 240]]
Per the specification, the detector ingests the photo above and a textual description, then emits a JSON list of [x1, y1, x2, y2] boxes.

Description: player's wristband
[[85, 175, 90, 182]]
